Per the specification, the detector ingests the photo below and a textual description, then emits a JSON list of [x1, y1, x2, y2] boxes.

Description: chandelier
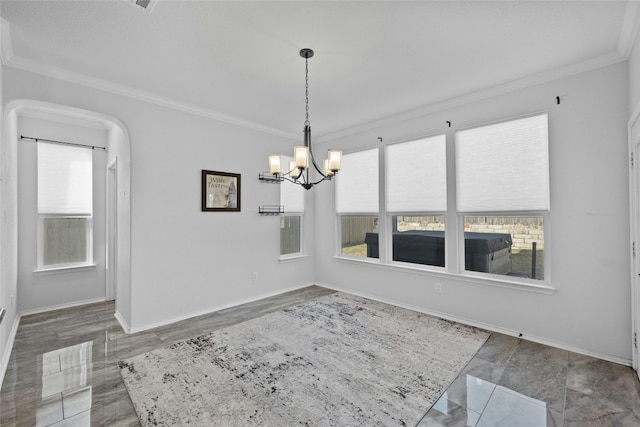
[[268, 48, 342, 190]]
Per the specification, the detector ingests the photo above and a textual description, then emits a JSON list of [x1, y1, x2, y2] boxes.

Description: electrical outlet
[[252, 272, 259, 281], [435, 283, 442, 294], [10, 294, 14, 307]]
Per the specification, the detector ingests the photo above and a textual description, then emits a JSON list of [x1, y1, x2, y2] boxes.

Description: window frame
[[336, 213, 381, 262], [335, 147, 381, 262], [386, 212, 448, 270], [335, 112, 553, 292], [36, 213, 95, 271], [279, 213, 304, 260], [278, 160, 306, 261], [457, 212, 549, 285], [36, 142, 95, 272], [384, 133, 448, 270], [454, 112, 550, 284]]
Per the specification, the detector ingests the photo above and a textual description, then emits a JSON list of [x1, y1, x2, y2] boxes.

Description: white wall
[[314, 62, 631, 363], [0, 15, 22, 379], [107, 124, 132, 327], [3, 66, 315, 332], [0, 104, 19, 383], [0, 31, 19, 384], [0, 35, 632, 366], [16, 115, 107, 312], [630, 24, 640, 113]]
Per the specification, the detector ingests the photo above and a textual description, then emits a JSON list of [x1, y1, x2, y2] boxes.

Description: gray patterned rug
[[118, 292, 489, 426]]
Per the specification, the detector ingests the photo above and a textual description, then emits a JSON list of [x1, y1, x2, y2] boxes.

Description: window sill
[[279, 254, 309, 263], [333, 255, 555, 295], [34, 263, 97, 275]]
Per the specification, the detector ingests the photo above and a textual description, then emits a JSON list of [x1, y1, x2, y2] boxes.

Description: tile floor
[[1, 286, 639, 426], [418, 333, 640, 426]]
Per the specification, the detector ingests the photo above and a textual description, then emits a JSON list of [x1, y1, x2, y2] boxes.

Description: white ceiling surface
[[0, 1, 635, 140]]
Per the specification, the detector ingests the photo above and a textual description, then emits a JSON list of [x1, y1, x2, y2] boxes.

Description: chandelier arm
[[282, 171, 309, 185], [281, 171, 330, 188], [280, 171, 306, 184], [307, 175, 332, 186], [303, 124, 326, 178], [281, 176, 300, 185], [309, 155, 327, 177], [284, 165, 300, 176], [282, 168, 309, 185]]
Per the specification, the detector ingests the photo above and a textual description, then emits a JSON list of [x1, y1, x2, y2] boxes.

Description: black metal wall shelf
[[258, 205, 284, 215], [259, 172, 283, 183]]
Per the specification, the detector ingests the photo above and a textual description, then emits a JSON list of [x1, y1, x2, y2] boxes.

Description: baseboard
[[316, 282, 632, 367], [0, 313, 21, 389], [126, 283, 314, 334], [19, 297, 107, 317], [114, 310, 131, 334]]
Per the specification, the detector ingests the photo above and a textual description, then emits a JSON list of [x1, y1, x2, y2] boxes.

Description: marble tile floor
[[0, 285, 638, 426], [417, 333, 640, 427]]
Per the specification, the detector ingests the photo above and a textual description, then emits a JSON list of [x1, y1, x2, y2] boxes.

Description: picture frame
[[201, 170, 241, 212]]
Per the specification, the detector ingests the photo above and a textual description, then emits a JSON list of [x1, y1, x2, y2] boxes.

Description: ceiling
[[0, 1, 637, 140]]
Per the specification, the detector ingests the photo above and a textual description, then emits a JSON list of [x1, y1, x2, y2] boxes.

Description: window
[[280, 216, 301, 256], [280, 158, 305, 257], [456, 113, 549, 280], [37, 142, 93, 268], [386, 135, 447, 267], [335, 113, 550, 286], [463, 215, 544, 279], [336, 148, 379, 259]]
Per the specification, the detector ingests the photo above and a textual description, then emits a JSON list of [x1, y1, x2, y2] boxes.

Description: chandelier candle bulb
[[294, 146, 309, 169], [289, 161, 301, 179], [268, 155, 282, 175], [323, 159, 334, 176], [328, 149, 342, 171]]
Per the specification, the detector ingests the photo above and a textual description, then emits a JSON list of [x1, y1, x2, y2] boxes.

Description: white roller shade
[[456, 113, 549, 212], [386, 134, 447, 212], [336, 148, 379, 213], [280, 156, 305, 213], [38, 143, 93, 215]]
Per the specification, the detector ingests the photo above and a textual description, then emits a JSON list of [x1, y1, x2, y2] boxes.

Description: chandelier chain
[[304, 56, 310, 126]]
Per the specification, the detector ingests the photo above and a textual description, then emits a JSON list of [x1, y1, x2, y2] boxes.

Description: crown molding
[[7, 54, 299, 140], [1, 15, 632, 145], [618, 0, 640, 59], [0, 18, 14, 65], [317, 51, 627, 143], [0, 22, 298, 141]]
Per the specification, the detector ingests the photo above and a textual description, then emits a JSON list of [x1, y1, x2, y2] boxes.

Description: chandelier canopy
[[267, 48, 342, 190]]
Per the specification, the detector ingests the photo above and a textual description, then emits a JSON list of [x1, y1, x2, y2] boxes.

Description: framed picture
[[201, 170, 241, 212]]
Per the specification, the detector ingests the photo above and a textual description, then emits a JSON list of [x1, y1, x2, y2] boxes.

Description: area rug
[[118, 292, 489, 426]]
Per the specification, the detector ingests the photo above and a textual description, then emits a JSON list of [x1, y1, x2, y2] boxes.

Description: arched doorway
[[2, 100, 132, 325]]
